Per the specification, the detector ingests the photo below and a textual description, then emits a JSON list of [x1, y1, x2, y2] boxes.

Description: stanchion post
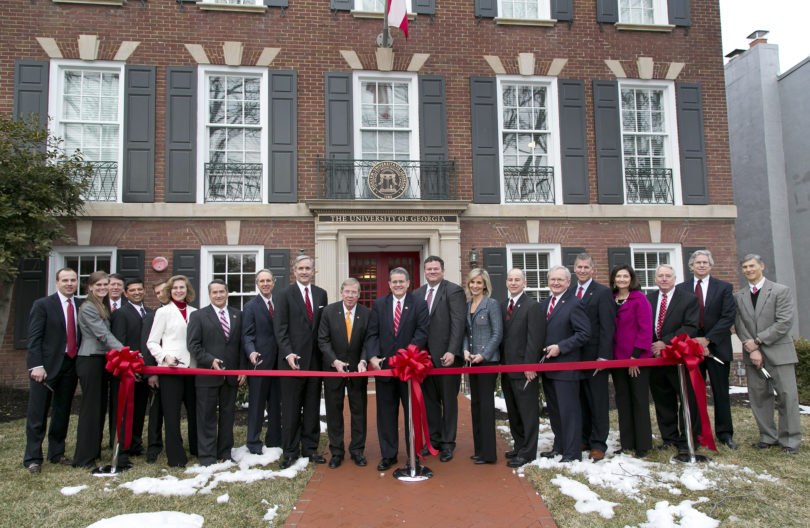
[[673, 364, 709, 463], [93, 396, 134, 475], [393, 379, 433, 481]]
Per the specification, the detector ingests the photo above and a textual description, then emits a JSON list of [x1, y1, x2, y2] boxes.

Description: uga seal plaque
[[367, 161, 408, 199]]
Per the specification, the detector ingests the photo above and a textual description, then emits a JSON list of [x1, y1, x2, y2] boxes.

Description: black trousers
[[246, 376, 282, 452], [612, 366, 652, 453], [324, 377, 368, 457], [375, 378, 409, 459], [196, 382, 238, 465], [146, 385, 164, 459], [160, 373, 197, 467], [502, 373, 539, 460], [580, 369, 611, 452], [422, 371, 461, 451], [469, 367, 498, 462], [24, 356, 77, 467], [649, 365, 700, 449], [700, 359, 734, 441], [280, 376, 321, 459], [543, 375, 581, 460], [74, 355, 109, 467]]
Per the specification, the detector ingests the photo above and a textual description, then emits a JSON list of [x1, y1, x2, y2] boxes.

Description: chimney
[[747, 30, 769, 48]]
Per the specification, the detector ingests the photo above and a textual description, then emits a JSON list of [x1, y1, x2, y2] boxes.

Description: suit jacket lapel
[[755, 280, 773, 318], [207, 305, 227, 342]]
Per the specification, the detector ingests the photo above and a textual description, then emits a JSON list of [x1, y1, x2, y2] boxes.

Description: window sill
[[53, 0, 125, 5], [494, 17, 556, 27], [614, 22, 675, 33], [197, 3, 268, 13], [351, 10, 417, 20]]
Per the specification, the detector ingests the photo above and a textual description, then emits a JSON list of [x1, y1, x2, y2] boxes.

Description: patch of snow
[[263, 505, 279, 523], [86, 512, 204, 528], [728, 386, 748, 395], [799, 404, 810, 415], [61, 485, 88, 496], [550, 474, 617, 519], [494, 395, 507, 413], [217, 493, 229, 503], [639, 498, 719, 528]]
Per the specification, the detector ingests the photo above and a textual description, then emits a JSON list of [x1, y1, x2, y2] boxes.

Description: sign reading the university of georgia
[[318, 214, 458, 223], [367, 161, 408, 199]]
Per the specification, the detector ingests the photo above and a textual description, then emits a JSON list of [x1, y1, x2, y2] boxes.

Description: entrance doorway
[[349, 252, 421, 308]]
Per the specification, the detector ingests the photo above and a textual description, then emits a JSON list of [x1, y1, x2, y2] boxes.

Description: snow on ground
[[86, 511, 204, 528], [263, 505, 280, 523], [800, 404, 810, 415], [639, 498, 719, 528], [494, 395, 507, 413], [217, 493, 229, 503], [550, 474, 617, 518], [728, 386, 747, 395], [61, 485, 88, 496]]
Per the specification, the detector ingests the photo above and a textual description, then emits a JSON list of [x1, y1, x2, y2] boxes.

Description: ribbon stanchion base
[[92, 463, 133, 477], [393, 463, 434, 482], [672, 453, 710, 464]]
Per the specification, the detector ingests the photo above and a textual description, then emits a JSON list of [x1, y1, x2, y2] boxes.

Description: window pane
[[213, 254, 226, 273]]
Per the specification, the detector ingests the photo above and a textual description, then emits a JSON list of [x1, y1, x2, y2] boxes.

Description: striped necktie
[[219, 309, 230, 339], [546, 296, 556, 319], [394, 300, 401, 334], [656, 293, 668, 339]]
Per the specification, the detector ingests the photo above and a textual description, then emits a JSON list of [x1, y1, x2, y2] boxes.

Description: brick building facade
[[1, 0, 737, 388]]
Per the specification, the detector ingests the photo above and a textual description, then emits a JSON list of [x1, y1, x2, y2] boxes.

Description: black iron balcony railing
[[84, 161, 118, 202], [503, 165, 554, 204], [205, 162, 263, 202], [625, 167, 674, 205], [316, 159, 457, 200]]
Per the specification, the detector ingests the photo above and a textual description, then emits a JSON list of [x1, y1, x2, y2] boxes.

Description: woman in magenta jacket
[[611, 264, 653, 457]]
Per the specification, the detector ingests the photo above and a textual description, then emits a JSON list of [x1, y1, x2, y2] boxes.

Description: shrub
[[795, 337, 810, 405]]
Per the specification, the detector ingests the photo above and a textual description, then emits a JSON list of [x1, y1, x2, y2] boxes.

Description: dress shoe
[[752, 441, 779, 449], [350, 454, 367, 467], [540, 450, 559, 458], [51, 455, 72, 466], [635, 449, 648, 458], [474, 458, 495, 464], [504, 450, 517, 459], [581, 443, 590, 451], [589, 449, 605, 461], [26, 463, 41, 474], [376, 457, 397, 471], [328, 456, 342, 469], [127, 447, 146, 457], [308, 454, 327, 464], [507, 456, 529, 468], [439, 449, 453, 462], [559, 456, 580, 463], [470, 454, 481, 461], [613, 449, 625, 455], [248, 447, 263, 455], [279, 456, 297, 470], [146, 454, 158, 464], [657, 442, 675, 450], [784, 446, 799, 455], [719, 438, 738, 450]]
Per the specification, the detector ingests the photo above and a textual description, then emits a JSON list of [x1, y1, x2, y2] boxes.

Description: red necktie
[[426, 288, 434, 312], [657, 293, 668, 339], [577, 286, 583, 298], [111, 300, 117, 312], [268, 299, 274, 319], [507, 299, 514, 320], [219, 309, 231, 339], [695, 279, 705, 328], [546, 296, 556, 319], [752, 286, 758, 294], [304, 287, 313, 324], [66, 298, 77, 358], [394, 300, 401, 334]]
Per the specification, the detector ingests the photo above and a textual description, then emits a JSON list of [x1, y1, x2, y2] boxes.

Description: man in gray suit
[[734, 253, 801, 455]]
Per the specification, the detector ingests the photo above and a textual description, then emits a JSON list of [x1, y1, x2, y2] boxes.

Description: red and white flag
[[387, 0, 408, 39]]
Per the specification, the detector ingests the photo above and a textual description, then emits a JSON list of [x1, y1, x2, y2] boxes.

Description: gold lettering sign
[[367, 161, 408, 199], [318, 214, 457, 223]]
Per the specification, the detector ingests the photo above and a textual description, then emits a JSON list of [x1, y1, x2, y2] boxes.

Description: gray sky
[[720, 0, 810, 72]]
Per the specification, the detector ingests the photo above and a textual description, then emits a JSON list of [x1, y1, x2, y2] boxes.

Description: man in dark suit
[[318, 278, 370, 468], [501, 268, 544, 468], [111, 278, 152, 459], [242, 269, 282, 455], [24, 268, 82, 474], [675, 250, 737, 449], [539, 265, 590, 463], [141, 280, 166, 463], [569, 253, 616, 461], [413, 256, 466, 462], [648, 264, 700, 454], [365, 267, 430, 471], [187, 280, 246, 465], [274, 255, 328, 469]]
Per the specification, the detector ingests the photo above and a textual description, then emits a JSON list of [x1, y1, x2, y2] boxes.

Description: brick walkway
[[285, 382, 556, 527]]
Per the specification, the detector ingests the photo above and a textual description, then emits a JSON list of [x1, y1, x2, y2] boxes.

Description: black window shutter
[[265, 0, 288, 6], [173, 250, 200, 308], [13, 258, 47, 349], [470, 77, 500, 204], [551, 0, 573, 21], [419, 75, 448, 200], [558, 79, 589, 204], [668, 0, 690, 27], [475, 0, 497, 18], [264, 249, 290, 288], [483, 247, 507, 303], [608, 247, 631, 272], [268, 70, 298, 203], [681, 246, 703, 283], [414, 0, 435, 15], [595, 0, 618, 23], [324, 72, 354, 199], [165, 67, 197, 203], [331, 0, 352, 11], [116, 250, 145, 283], [593, 80, 623, 204], [676, 83, 708, 205], [13, 60, 49, 127], [123, 65, 156, 203], [562, 247, 586, 274]]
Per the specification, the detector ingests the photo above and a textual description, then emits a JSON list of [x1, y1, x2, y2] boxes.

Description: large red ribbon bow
[[105, 346, 145, 449], [388, 344, 438, 458], [660, 334, 717, 451]]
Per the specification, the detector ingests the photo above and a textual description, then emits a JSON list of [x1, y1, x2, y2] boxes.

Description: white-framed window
[[618, 0, 668, 25], [200, 246, 264, 309], [49, 60, 125, 203], [497, 76, 561, 204], [354, 0, 412, 12], [630, 243, 683, 294], [618, 80, 681, 205], [197, 66, 269, 204], [352, 72, 420, 198], [506, 244, 561, 301], [49, 246, 117, 297], [498, 0, 551, 20]]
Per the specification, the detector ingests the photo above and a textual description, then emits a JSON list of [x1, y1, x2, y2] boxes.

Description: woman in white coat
[[147, 275, 197, 467]]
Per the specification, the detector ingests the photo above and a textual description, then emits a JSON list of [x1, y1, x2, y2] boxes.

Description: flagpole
[[380, 0, 392, 47]]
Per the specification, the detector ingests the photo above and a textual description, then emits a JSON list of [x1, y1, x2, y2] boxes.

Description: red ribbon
[[387, 344, 438, 459], [105, 346, 145, 449], [660, 334, 717, 451]]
